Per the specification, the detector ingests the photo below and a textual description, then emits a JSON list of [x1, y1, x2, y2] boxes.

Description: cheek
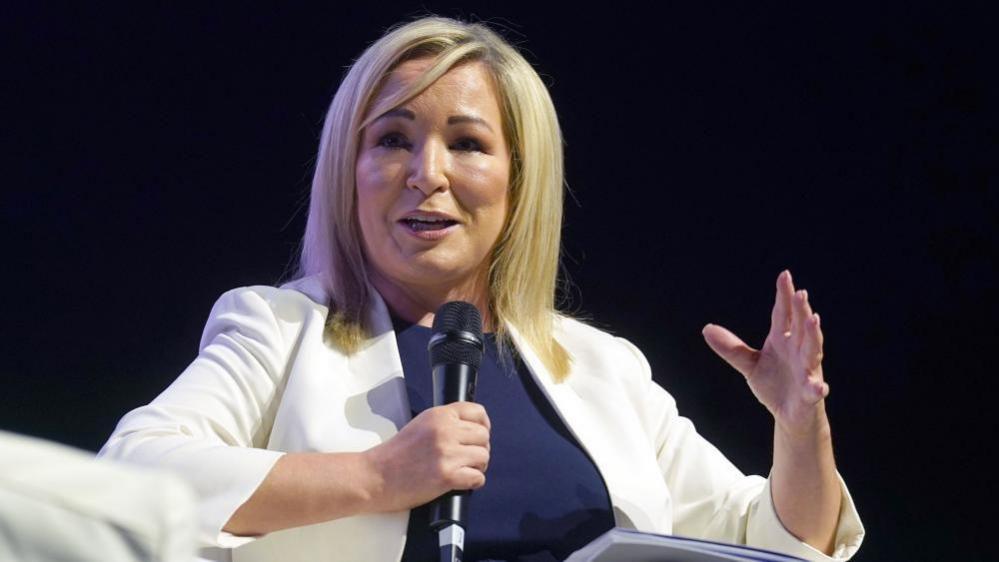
[[357, 155, 405, 203], [459, 159, 509, 204], [355, 155, 382, 203], [355, 157, 397, 247], [477, 167, 511, 238]]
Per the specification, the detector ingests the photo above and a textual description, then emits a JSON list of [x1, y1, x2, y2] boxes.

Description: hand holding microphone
[[364, 401, 490, 513], [362, 302, 489, 519]]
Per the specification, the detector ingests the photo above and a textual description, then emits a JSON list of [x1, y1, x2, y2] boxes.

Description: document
[[566, 528, 807, 562]]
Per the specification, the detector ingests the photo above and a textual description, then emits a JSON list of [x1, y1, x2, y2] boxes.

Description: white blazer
[[99, 275, 864, 562]]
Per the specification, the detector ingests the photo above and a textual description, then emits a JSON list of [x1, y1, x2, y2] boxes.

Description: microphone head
[[429, 301, 484, 368]]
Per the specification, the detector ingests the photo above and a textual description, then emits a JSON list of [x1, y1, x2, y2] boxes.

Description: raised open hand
[[702, 270, 829, 435]]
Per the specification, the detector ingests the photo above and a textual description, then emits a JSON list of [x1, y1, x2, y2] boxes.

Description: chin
[[404, 264, 470, 286], [390, 258, 481, 289]]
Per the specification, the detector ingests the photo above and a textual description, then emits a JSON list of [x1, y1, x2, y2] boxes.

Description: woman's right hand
[[363, 402, 491, 513]]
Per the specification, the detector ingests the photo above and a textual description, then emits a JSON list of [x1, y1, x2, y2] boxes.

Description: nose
[[406, 139, 449, 196]]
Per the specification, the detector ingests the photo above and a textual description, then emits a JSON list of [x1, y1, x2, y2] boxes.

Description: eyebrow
[[375, 108, 495, 133]]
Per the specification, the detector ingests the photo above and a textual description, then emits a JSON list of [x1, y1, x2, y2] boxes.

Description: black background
[[3, 4, 996, 560]]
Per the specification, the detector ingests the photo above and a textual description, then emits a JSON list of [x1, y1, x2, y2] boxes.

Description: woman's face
[[356, 59, 511, 301]]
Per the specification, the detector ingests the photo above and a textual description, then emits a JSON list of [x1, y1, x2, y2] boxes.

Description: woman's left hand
[[702, 269, 829, 435]]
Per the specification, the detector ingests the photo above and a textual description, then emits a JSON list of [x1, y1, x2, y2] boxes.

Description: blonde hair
[[293, 16, 571, 381]]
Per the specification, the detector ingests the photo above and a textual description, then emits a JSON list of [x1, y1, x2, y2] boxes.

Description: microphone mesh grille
[[432, 301, 483, 334], [430, 339, 482, 367], [429, 302, 483, 368]]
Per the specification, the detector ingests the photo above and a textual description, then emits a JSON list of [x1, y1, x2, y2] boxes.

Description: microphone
[[428, 301, 484, 562]]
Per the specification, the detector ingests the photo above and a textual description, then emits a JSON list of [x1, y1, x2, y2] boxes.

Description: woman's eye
[[377, 133, 409, 150], [451, 137, 483, 152]]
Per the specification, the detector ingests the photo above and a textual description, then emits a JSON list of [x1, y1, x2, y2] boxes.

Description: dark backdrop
[[4, 4, 995, 561]]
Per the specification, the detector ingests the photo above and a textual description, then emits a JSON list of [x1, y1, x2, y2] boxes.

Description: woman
[[100, 16, 864, 562]]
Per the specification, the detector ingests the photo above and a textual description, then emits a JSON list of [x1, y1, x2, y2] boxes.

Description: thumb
[[702, 323, 759, 378]]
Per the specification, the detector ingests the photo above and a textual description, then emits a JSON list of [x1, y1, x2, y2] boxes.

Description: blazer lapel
[[342, 289, 412, 438]]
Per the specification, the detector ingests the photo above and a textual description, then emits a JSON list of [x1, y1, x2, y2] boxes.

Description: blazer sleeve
[[98, 287, 292, 549], [617, 337, 865, 561]]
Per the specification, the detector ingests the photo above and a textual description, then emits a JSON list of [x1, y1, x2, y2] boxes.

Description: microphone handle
[[430, 361, 478, 531], [432, 361, 477, 405], [431, 491, 466, 531]]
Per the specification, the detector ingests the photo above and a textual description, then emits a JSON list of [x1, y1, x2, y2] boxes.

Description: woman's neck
[[367, 268, 495, 331]]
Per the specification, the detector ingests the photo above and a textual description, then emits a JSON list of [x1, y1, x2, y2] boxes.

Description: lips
[[400, 217, 458, 231], [398, 209, 461, 240], [398, 211, 460, 232]]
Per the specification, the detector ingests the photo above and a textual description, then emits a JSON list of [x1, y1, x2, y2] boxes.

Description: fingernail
[[814, 313, 821, 326]]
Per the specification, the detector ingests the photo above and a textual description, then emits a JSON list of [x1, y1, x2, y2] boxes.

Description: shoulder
[[198, 274, 331, 351], [553, 315, 680, 428], [553, 315, 622, 347], [553, 315, 653, 382]]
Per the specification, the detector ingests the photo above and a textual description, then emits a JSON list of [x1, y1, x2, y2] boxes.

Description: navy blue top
[[394, 318, 614, 562]]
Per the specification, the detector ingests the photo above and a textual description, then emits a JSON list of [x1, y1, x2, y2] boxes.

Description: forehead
[[370, 58, 501, 118]]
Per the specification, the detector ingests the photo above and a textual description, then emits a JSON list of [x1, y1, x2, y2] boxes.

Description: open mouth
[[400, 217, 459, 231]]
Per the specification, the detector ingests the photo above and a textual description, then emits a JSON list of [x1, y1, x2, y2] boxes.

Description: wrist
[[775, 402, 832, 444], [357, 447, 388, 513], [308, 451, 386, 518]]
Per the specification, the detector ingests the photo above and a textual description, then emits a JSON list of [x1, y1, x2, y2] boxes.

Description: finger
[[802, 289, 815, 319], [458, 421, 490, 449], [450, 444, 489, 481], [454, 466, 487, 490], [801, 311, 824, 370], [805, 378, 829, 403], [769, 270, 794, 340], [798, 289, 816, 348], [702, 323, 759, 378], [792, 289, 809, 349], [466, 443, 489, 472], [453, 402, 491, 431]]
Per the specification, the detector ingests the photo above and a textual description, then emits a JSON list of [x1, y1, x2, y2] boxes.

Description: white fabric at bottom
[[0, 430, 197, 562]]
